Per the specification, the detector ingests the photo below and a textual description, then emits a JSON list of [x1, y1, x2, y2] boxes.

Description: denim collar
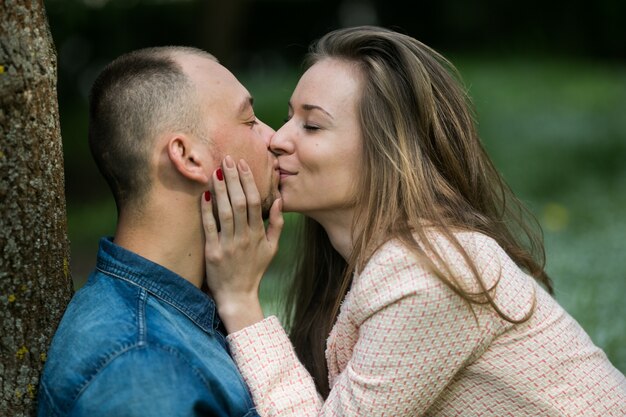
[[95, 237, 219, 333]]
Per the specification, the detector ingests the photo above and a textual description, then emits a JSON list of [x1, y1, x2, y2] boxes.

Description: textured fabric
[[228, 232, 626, 416], [39, 237, 258, 417]]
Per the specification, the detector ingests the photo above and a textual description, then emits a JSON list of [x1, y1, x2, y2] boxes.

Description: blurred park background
[[45, 0, 625, 372]]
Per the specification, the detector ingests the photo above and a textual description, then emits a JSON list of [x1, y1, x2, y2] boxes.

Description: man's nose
[[261, 121, 275, 146]]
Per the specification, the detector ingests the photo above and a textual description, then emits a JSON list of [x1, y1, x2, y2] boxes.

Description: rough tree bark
[[0, 1, 73, 416]]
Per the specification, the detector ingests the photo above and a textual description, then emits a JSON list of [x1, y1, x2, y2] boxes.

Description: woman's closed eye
[[303, 124, 320, 131], [283, 114, 321, 132]]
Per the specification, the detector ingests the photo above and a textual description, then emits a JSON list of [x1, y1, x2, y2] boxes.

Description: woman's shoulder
[[423, 229, 537, 321], [362, 230, 505, 277], [348, 233, 469, 315], [351, 230, 534, 319]]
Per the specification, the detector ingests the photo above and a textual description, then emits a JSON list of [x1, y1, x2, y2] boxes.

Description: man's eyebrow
[[288, 101, 334, 120], [238, 96, 254, 115]]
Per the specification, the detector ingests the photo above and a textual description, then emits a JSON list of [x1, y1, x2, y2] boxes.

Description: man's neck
[[114, 200, 205, 288]]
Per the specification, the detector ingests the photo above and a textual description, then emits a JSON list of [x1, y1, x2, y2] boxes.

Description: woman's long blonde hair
[[283, 26, 552, 397]]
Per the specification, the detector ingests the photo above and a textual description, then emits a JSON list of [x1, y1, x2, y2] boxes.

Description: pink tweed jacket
[[227, 232, 626, 416]]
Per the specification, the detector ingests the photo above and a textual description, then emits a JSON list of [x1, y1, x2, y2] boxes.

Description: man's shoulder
[[40, 337, 258, 417], [66, 270, 139, 318], [40, 272, 259, 416], [39, 343, 213, 417], [39, 272, 143, 411], [49, 272, 141, 355]]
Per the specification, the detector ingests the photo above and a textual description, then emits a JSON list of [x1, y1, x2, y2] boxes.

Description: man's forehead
[[206, 79, 253, 116], [179, 55, 252, 111], [178, 54, 236, 89], [237, 96, 254, 115]]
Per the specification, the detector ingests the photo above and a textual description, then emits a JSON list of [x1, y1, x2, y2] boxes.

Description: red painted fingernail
[[216, 168, 224, 181], [204, 191, 211, 202]]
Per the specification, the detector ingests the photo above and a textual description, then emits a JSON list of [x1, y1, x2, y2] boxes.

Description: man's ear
[[166, 135, 211, 184]]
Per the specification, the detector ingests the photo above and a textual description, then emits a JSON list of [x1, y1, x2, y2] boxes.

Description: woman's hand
[[201, 155, 283, 334]]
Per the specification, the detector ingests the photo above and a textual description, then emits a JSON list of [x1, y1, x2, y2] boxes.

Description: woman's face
[[270, 58, 363, 220]]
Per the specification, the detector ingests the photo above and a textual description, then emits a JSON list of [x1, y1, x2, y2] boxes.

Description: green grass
[[65, 56, 626, 373]]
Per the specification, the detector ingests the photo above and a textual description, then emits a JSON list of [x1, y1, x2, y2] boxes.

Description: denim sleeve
[[68, 345, 252, 417]]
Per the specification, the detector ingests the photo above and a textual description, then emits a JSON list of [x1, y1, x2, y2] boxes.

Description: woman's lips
[[278, 168, 296, 180]]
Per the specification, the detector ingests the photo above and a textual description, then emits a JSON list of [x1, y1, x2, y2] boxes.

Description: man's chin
[[261, 191, 281, 220]]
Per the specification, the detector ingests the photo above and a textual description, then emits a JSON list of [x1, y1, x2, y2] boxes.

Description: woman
[[201, 26, 626, 416]]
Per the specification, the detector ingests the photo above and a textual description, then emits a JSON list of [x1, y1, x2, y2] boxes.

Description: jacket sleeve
[[227, 235, 519, 416], [68, 345, 257, 417]]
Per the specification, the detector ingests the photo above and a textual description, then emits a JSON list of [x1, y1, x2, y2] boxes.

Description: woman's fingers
[[213, 163, 234, 242], [237, 159, 264, 232], [200, 156, 282, 333], [203, 155, 282, 257], [222, 155, 251, 241], [266, 197, 284, 250], [201, 190, 220, 258]]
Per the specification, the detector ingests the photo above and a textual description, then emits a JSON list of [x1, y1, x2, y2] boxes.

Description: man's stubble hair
[[88, 46, 216, 214]]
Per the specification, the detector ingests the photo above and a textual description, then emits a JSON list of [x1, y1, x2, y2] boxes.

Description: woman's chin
[[281, 200, 297, 213]]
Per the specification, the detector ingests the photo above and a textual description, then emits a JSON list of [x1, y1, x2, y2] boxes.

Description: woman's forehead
[[292, 59, 362, 113]]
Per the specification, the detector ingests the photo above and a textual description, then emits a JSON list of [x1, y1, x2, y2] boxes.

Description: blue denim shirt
[[38, 237, 259, 417]]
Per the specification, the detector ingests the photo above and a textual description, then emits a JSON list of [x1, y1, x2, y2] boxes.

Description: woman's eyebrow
[[287, 101, 334, 120], [301, 103, 334, 119]]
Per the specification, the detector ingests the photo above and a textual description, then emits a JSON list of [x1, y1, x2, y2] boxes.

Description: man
[[38, 47, 280, 416]]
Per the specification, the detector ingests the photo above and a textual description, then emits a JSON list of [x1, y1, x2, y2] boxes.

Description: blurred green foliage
[[66, 57, 626, 373]]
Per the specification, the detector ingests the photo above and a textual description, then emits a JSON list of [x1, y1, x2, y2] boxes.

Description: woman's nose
[[269, 123, 293, 155]]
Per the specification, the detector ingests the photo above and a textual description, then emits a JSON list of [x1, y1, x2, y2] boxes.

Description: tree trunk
[[0, 1, 73, 416]]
